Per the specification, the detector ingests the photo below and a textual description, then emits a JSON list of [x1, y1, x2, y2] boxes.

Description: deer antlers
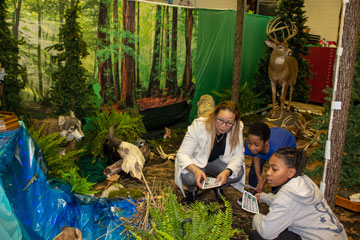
[[266, 17, 298, 43]]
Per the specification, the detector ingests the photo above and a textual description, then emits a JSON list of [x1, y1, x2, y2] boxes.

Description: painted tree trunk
[[37, 11, 43, 97], [147, 5, 162, 97], [183, 8, 193, 94], [136, 2, 140, 89], [164, 7, 170, 95], [324, 0, 360, 209], [113, 0, 120, 101], [159, 7, 165, 75], [121, 0, 135, 107], [13, 0, 22, 40], [58, 0, 65, 43], [169, 7, 178, 95], [232, 0, 244, 103], [97, 1, 113, 105]]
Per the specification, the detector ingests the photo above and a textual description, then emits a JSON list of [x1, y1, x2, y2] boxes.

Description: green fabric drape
[[189, 11, 273, 122]]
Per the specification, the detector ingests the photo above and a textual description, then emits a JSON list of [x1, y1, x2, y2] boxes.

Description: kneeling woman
[[251, 147, 347, 240], [175, 101, 246, 202]]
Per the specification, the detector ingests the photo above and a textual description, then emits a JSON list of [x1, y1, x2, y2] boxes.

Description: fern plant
[[59, 167, 99, 195], [28, 126, 85, 178], [212, 82, 261, 116], [128, 188, 240, 240], [80, 109, 147, 158]]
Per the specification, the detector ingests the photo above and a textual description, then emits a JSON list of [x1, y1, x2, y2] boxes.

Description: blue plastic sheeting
[[0, 177, 26, 240], [0, 124, 136, 240]]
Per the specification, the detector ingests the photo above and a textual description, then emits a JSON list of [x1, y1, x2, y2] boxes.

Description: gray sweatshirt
[[253, 175, 347, 240]]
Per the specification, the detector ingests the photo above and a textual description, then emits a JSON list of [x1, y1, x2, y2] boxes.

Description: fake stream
[[0, 122, 136, 240]]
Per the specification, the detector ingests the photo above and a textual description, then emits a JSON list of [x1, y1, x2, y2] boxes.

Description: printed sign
[[241, 190, 259, 214], [202, 177, 221, 189]]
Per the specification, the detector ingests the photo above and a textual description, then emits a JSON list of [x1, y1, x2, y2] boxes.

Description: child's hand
[[255, 178, 267, 192], [255, 193, 262, 203]]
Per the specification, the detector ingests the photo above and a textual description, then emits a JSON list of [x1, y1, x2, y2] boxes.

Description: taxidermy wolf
[[32, 111, 84, 153], [52, 226, 82, 240]]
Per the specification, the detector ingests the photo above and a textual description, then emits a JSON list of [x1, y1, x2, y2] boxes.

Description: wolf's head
[[58, 111, 84, 142]]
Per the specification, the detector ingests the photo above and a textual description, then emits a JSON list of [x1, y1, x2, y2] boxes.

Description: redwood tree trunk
[[113, 0, 120, 101], [37, 10, 43, 97], [232, 0, 244, 103], [169, 6, 178, 95], [164, 6, 170, 95], [58, 0, 65, 43], [121, 0, 136, 107], [97, 1, 113, 105], [147, 5, 162, 97], [13, 0, 22, 40], [136, 1, 140, 89], [183, 8, 193, 93], [324, 0, 360, 209]]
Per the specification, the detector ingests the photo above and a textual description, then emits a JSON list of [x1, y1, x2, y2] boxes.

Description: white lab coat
[[175, 117, 246, 196]]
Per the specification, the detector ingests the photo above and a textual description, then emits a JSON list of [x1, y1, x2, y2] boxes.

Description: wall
[[304, 0, 341, 42], [137, 0, 342, 42]]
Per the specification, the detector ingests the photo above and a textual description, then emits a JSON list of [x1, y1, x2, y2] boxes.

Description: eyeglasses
[[216, 118, 234, 127]]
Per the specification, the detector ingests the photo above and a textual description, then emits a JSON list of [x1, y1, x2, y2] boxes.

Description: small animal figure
[[53, 226, 82, 240], [23, 174, 38, 191], [32, 111, 84, 142], [136, 138, 150, 160], [163, 127, 172, 139], [197, 94, 215, 116]]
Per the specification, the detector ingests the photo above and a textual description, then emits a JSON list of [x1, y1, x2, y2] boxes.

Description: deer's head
[[265, 17, 298, 60]]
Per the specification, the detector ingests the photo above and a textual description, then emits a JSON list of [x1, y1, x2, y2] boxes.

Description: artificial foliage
[[81, 109, 147, 159], [59, 167, 99, 195], [212, 82, 261, 116], [0, 0, 27, 114], [28, 126, 85, 179], [254, 0, 311, 106], [47, 3, 96, 119], [28, 126, 98, 195], [129, 189, 240, 240]]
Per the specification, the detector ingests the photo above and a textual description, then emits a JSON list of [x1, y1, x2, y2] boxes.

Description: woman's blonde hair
[[205, 101, 241, 152]]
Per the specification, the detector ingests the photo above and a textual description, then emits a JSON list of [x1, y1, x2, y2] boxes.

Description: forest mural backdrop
[[4, 0, 197, 114]]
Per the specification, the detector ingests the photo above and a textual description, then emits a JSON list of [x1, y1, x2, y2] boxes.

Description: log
[[104, 159, 124, 177]]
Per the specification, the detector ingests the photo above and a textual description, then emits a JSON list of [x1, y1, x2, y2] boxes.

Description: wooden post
[[231, 0, 244, 103]]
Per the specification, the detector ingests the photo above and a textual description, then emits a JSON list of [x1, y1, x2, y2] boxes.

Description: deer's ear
[[265, 40, 275, 48]]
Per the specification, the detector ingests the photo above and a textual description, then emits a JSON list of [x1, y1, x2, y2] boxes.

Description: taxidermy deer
[[265, 17, 298, 119]]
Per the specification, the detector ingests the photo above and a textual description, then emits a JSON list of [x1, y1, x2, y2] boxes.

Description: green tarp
[[189, 11, 273, 122]]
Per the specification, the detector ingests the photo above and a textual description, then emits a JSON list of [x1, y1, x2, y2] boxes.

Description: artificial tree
[[48, 2, 95, 119], [254, 0, 311, 106], [0, 0, 27, 114]]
